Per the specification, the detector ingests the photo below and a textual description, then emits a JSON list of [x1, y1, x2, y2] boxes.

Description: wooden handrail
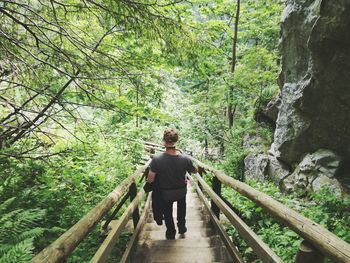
[[30, 160, 151, 263], [91, 189, 146, 263], [29, 141, 350, 263], [102, 191, 130, 232], [190, 176, 244, 263], [119, 193, 152, 263], [189, 156, 350, 263], [195, 174, 283, 263], [137, 140, 194, 155]]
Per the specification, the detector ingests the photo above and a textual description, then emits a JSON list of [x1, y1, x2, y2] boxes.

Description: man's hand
[[147, 170, 156, 183]]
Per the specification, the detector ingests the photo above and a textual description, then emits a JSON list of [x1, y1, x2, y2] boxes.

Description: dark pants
[[163, 196, 186, 237]]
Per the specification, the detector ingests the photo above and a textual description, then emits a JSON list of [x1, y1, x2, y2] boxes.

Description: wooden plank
[[191, 178, 244, 263], [119, 193, 151, 263], [195, 174, 283, 263], [102, 192, 130, 232], [129, 182, 140, 228], [145, 145, 164, 153], [189, 156, 350, 263], [139, 167, 149, 183], [30, 160, 151, 263], [90, 190, 145, 263]]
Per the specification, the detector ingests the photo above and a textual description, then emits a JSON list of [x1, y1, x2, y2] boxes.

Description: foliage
[[0, 0, 183, 154], [169, 0, 282, 161], [222, 179, 350, 262], [0, 128, 145, 261], [0, 198, 45, 263], [0, 1, 186, 259], [1, 1, 349, 263], [304, 187, 350, 243]]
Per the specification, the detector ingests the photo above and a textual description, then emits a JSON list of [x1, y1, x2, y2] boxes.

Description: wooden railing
[[30, 141, 175, 263], [30, 160, 151, 263], [189, 156, 350, 263], [30, 141, 350, 263]]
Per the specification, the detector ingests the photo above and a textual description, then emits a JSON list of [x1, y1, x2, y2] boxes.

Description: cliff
[[245, 0, 350, 195]]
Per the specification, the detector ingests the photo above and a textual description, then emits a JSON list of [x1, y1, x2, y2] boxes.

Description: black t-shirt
[[150, 153, 196, 190]]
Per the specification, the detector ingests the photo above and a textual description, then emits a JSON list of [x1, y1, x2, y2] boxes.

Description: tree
[[0, 0, 183, 156], [228, 0, 241, 128], [167, 0, 282, 157]]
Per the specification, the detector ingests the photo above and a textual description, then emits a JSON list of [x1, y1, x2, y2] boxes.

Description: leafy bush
[[304, 187, 350, 243], [0, 198, 45, 263], [221, 179, 350, 262], [0, 133, 144, 262]]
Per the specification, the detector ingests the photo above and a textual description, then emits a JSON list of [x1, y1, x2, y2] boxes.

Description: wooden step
[[148, 262, 229, 263], [129, 185, 233, 263], [137, 235, 224, 248], [149, 198, 203, 207], [143, 221, 210, 231], [131, 246, 225, 263], [145, 218, 210, 227], [139, 227, 216, 240], [148, 207, 205, 219]]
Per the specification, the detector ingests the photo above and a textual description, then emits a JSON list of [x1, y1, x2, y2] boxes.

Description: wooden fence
[[30, 142, 350, 263]]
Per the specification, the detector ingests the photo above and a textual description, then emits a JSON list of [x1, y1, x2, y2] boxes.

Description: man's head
[[163, 128, 178, 148]]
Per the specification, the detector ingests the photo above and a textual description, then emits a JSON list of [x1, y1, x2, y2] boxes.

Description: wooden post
[[129, 182, 140, 228], [211, 176, 221, 219], [294, 240, 324, 263], [140, 167, 149, 182], [197, 166, 205, 191], [102, 193, 129, 232]]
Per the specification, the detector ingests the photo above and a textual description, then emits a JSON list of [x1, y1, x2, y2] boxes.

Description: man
[[147, 128, 197, 239]]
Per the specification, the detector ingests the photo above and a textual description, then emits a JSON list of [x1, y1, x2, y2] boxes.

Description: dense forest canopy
[[1, 0, 349, 262]]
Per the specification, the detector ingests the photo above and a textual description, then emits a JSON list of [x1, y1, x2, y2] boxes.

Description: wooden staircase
[[130, 184, 231, 263], [30, 141, 350, 263]]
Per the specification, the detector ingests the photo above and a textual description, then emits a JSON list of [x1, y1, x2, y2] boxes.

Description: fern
[[0, 198, 16, 214], [16, 228, 44, 243], [0, 198, 46, 262], [0, 238, 34, 263]]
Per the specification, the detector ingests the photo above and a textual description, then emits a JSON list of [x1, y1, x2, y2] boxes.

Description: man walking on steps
[[147, 128, 197, 239]]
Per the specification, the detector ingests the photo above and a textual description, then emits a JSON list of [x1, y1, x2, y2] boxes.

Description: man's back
[[150, 153, 195, 190], [147, 128, 197, 239]]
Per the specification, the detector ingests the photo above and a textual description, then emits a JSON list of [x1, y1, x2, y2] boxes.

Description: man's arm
[[187, 157, 198, 174], [147, 170, 156, 183]]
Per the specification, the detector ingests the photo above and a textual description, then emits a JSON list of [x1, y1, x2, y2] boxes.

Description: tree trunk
[[205, 81, 209, 158], [136, 84, 139, 128], [228, 0, 241, 128]]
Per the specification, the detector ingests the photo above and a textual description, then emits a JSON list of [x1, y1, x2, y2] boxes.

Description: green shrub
[[0, 198, 45, 263], [221, 179, 350, 262]]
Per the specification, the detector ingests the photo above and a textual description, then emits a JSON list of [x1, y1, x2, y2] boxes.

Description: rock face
[[244, 154, 269, 182], [255, 93, 281, 129], [262, 94, 281, 125], [244, 0, 350, 194], [267, 154, 291, 185], [273, 0, 350, 164], [281, 149, 343, 195]]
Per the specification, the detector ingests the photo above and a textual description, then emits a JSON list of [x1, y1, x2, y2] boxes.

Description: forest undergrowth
[[1, 0, 349, 262]]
